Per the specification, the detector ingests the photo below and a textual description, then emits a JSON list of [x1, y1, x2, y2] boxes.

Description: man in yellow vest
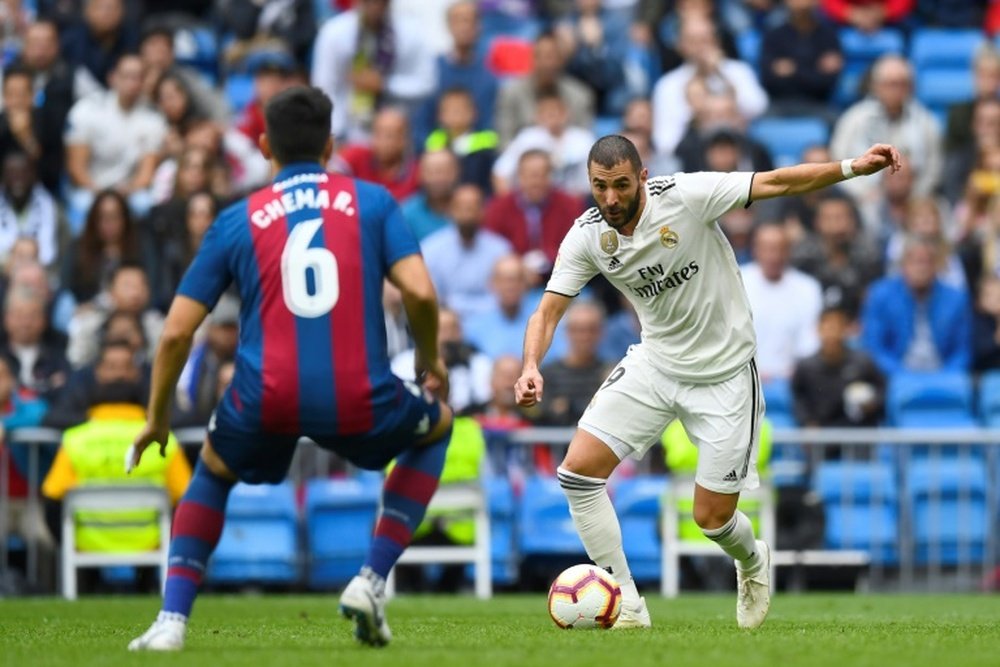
[[42, 341, 191, 586]]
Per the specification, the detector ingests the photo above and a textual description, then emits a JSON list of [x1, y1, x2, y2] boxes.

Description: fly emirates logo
[[251, 173, 356, 228], [626, 261, 700, 299]]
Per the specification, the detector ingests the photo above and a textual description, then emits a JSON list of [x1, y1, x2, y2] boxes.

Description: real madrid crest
[[600, 230, 619, 255], [659, 225, 679, 249]]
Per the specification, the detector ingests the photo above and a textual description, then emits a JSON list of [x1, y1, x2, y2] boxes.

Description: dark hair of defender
[[588, 135, 643, 174], [264, 86, 333, 165]]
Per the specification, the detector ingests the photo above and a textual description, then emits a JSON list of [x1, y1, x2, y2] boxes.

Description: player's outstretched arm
[[516, 291, 573, 407], [750, 143, 902, 201], [388, 255, 449, 401], [127, 296, 208, 473]]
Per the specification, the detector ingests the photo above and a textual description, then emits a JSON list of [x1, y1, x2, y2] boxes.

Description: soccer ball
[[547, 564, 622, 629]]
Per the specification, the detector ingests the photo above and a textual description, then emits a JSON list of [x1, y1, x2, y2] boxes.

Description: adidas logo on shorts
[[723, 469, 738, 482], [607, 257, 622, 271]]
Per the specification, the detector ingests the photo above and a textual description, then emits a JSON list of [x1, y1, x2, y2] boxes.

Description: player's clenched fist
[[515, 367, 545, 407], [849, 143, 902, 177]]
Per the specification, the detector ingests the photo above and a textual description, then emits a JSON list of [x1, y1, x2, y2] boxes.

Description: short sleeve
[[546, 225, 598, 298], [378, 185, 421, 267], [63, 99, 93, 145], [676, 171, 755, 223], [176, 212, 234, 309]]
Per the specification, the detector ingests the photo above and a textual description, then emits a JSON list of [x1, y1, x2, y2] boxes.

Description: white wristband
[[841, 158, 856, 179]]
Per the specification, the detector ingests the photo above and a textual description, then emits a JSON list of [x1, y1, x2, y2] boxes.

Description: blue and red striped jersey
[[177, 162, 420, 435]]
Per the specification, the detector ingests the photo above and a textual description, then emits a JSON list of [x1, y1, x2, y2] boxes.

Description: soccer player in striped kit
[[127, 87, 452, 650]]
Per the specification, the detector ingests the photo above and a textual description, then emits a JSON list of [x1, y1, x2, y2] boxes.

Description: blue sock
[[162, 461, 234, 618], [364, 429, 450, 579]]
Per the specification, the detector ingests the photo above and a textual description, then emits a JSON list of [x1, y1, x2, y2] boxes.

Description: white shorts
[[578, 345, 764, 494]]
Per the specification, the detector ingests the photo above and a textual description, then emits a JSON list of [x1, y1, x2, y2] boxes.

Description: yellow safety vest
[[42, 404, 186, 553], [661, 419, 772, 541]]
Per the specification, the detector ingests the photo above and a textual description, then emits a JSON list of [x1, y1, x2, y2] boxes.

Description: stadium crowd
[[4, 0, 1000, 589]]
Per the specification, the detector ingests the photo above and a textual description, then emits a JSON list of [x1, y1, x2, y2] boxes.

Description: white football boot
[[339, 567, 392, 647], [613, 596, 652, 629], [736, 540, 771, 629], [127, 611, 186, 651]]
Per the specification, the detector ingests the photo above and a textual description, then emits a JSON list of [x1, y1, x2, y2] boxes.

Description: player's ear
[[258, 134, 272, 161], [639, 167, 648, 184], [321, 135, 335, 166]]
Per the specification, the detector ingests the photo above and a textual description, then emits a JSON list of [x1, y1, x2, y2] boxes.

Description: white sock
[[702, 510, 761, 572], [557, 467, 641, 607]]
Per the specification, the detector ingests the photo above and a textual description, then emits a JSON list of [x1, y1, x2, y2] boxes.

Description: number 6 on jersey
[[281, 218, 340, 317]]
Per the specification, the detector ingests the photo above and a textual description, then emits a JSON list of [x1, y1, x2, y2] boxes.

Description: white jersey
[[547, 172, 757, 383]]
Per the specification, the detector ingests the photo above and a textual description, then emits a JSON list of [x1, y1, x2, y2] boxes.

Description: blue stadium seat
[[224, 74, 255, 113], [977, 370, 1000, 426], [915, 68, 975, 118], [748, 117, 829, 167], [833, 63, 868, 108], [173, 26, 219, 82], [613, 476, 666, 583], [488, 477, 518, 586], [910, 29, 986, 70], [838, 28, 905, 67], [305, 476, 381, 589], [887, 371, 974, 427], [593, 116, 623, 139], [736, 29, 761, 71], [907, 458, 988, 565], [518, 476, 586, 558], [208, 482, 299, 585], [814, 461, 898, 564]]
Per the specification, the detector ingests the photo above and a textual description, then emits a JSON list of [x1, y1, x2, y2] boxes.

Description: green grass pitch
[[2, 594, 999, 667]]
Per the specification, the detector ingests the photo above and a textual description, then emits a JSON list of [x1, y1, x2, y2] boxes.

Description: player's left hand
[[417, 357, 450, 403], [126, 421, 170, 474], [850, 144, 903, 177]]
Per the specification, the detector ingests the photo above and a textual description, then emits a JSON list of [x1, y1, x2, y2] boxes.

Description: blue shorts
[[207, 377, 444, 484]]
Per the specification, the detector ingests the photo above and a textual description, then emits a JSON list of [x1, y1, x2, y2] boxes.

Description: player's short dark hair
[[588, 135, 642, 174], [264, 86, 333, 165]]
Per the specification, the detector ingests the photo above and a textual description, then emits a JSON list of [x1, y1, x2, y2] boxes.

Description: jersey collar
[[274, 161, 326, 183]]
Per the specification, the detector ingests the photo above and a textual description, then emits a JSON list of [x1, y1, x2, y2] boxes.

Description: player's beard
[[599, 185, 642, 230]]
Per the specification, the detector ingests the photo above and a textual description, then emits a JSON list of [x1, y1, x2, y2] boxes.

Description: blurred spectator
[[779, 144, 834, 244], [820, 0, 915, 30], [401, 149, 460, 241], [674, 92, 774, 174], [1, 285, 69, 401], [954, 146, 1000, 243], [391, 307, 492, 416], [760, 0, 843, 114], [311, 0, 435, 141], [792, 192, 883, 317], [860, 153, 914, 244], [554, 0, 630, 116], [0, 0, 34, 54], [0, 151, 63, 270], [719, 206, 755, 265], [886, 198, 966, 292], [2, 257, 74, 339], [234, 50, 299, 146], [464, 254, 568, 359], [619, 98, 678, 175], [150, 73, 214, 197], [634, 0, 741, 75], [861, 236, 972, 376], [216, 0, 316, 67], [417, 1, 498, 141], [150, 191, 218, 310], [972, 275, 1000, 372], [13, 20, 74, 140], [492, 90, 595, 197], [99, 310, 148, 362], [41, 340, 189, 581], [599, 294, 640, 361], [335, 107, 419, 202], [830, 55, 942, 202], [138, 25, 227, 123], [651, 16, 768, 157], [424, 87, 498, 194], [173, 295, 239, 427], [64, 54, 167, 225], [538, 301, 609, 425], [67, 262, 164, 369], [742, 222, 823, 381], [149, 142, 226, 222], [60, 0, 140, 99], [495, 30, 595, 148], [944, 97, 1000, 205], [476, 354, 538, 480], [186, 118, 268, 196], [382, 280, 410, 358], [915, 0, 983, 27], [792, 306, 885, 427], [61, 190, 144, 306], [0, 65, 64, 195], [958, 193, 1000, 293], [483, 150, 583, 282], [422, 184, 513, 324], [945, 46, 1000, 156]]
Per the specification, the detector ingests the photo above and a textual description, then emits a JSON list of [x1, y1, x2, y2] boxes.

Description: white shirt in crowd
[[547, 171, 758, 383], [740, 262, 822, 381], [492, 125, 596, 197]]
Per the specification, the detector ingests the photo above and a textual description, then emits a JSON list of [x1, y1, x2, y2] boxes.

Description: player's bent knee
[[417, 402, 454, 445], [559, 429, 620, 479], [692, 496, 738, 531], [199, 439, 239, 481]]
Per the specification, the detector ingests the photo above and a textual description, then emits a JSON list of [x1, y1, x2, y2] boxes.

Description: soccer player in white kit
[[515, 136, 901, 629]]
